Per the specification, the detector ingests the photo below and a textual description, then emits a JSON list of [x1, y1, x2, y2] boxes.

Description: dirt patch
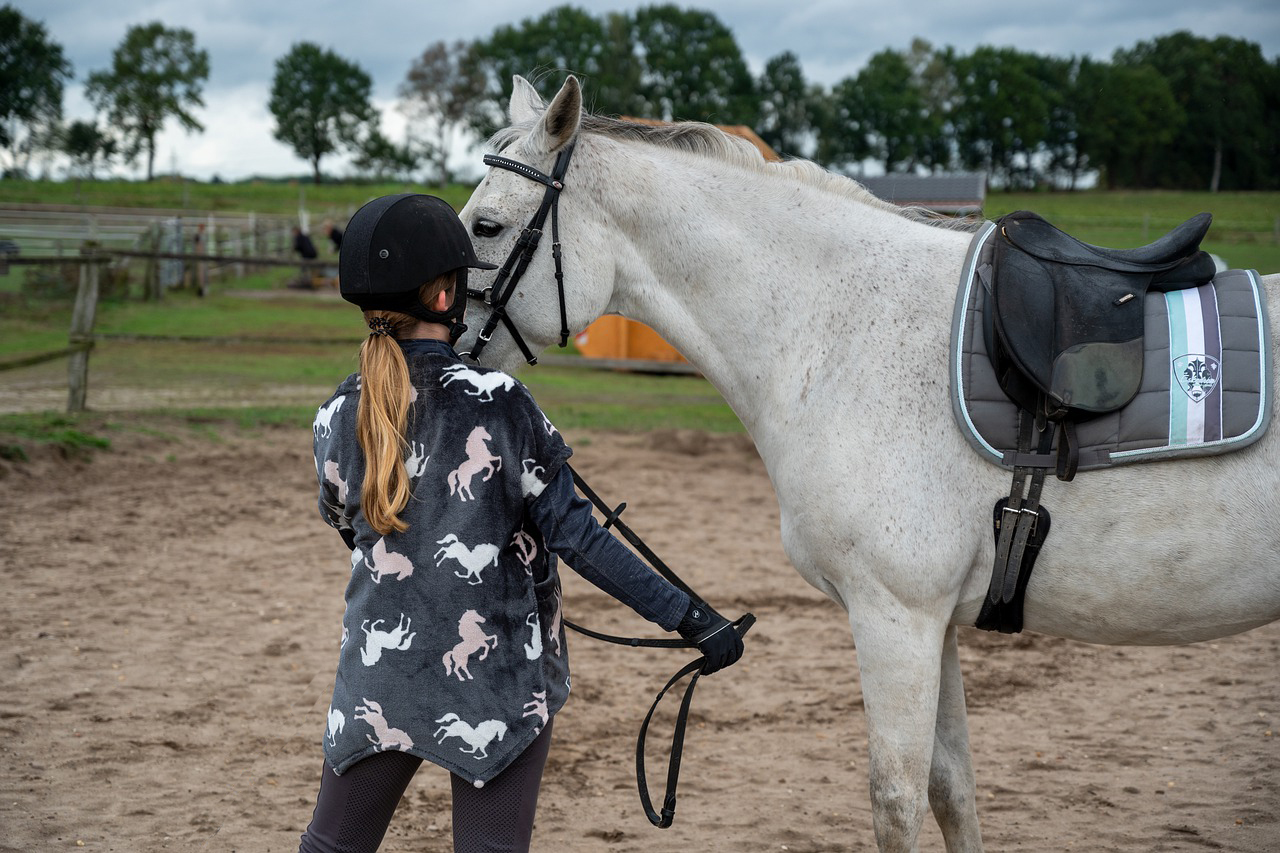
[[1, 424, 1276, 851]]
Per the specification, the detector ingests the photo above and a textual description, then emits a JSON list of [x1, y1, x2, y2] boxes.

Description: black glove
[[676, 599, 744, 675]]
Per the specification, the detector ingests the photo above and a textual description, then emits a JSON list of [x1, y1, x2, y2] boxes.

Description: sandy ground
[[1, 423, 1276, 852]]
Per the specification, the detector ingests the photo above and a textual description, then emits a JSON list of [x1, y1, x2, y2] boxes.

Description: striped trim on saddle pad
[[949, 221, 1273, 472]]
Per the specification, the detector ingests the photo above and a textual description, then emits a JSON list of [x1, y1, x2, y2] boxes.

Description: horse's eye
[[472, 219, 503, 239]]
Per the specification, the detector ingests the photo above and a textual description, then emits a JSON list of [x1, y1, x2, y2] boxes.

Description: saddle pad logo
[[1173, 354, 1220, 402]]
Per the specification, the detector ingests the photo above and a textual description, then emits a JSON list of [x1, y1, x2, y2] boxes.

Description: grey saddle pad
[[950, 221, 1273, 471]]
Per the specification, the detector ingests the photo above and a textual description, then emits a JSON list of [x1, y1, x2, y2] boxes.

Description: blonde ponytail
[[356, 274, 458, 534]]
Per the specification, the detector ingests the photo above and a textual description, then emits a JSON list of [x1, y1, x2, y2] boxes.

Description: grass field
[[1, 179, 1277, 448]]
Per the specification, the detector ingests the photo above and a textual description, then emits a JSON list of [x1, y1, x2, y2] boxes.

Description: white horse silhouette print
[[522, 691, 548, 727], [447, 426, 502, 501], [434, 534, 499, 584], [323, 459, 349, 503], [326, 706, 345, 747], [523, 612, 542, 659], [354, 698, 414, 752], [434, 714, 508, 759], [541, 412, 557, 437], [365, 538, 414, 584], [519, 458, 549, 499], [442, 609, 498, 680], [359, 614, 416, 666], [313, 395, 344, 437], [404, 440, 429, 479], [511, 529, 537, 574], [441, 363, 517, 402]]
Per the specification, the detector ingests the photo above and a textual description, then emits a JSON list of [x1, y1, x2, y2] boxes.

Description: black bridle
[[463, 144, 576, 365]]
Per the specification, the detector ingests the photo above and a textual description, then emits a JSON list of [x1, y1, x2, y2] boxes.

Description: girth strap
[[979, 409, 1053, 633]]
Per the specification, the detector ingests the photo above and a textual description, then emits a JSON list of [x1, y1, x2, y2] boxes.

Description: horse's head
[[458, 75, 617, 372]]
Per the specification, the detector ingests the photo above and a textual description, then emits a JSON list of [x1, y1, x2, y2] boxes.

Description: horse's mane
[[490, 113, 980, 232]]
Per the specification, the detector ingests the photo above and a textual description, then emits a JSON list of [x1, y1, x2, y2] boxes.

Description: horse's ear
[[524, 75, 582, 156], [509, 75, 544, 124]]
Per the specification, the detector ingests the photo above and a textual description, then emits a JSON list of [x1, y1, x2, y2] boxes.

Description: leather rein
[[465, 144, 755, 828]]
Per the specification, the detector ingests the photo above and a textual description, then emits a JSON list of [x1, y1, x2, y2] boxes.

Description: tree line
[[3, 3, 1277, 190]]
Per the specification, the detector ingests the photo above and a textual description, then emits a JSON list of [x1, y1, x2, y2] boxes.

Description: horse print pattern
[[447, 426, 502, 502], [313, 349, 572, 782], [440, 364, 518, 402]]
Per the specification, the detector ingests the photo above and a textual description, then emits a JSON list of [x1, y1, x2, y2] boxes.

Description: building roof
[[858, 173, 987, 213]]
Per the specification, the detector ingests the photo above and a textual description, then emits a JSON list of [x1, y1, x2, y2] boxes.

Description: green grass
[[2, 184, 1276, 445], [0, 178, 476, 216]]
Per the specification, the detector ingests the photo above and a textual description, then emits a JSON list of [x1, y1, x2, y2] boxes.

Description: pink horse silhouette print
[[442, 609, 498, 681], [364, 538, 414, 584], [354, 698, 414, 752], [447, 426, 502, 501], [511, 529, 537, 574], [323, 459, 348, 503]]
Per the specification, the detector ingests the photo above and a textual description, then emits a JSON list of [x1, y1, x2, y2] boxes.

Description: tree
[[630, 4, 756, 125], [1116, 32, 1274, 191], [852, 49, 936, 173], [951, 46, 1057, 187], [268, 43, 376, 184], [468, 5, 642, 139], [813, 76, 873, 173], [352, 127, 422, 182], [1069, 58, 1181, 189], [85, 22, 209, 181], [63, 119, 117, 179], [0, 4, 73, 177], [399, 40, 486, 185], [756, 51, 816, 158]]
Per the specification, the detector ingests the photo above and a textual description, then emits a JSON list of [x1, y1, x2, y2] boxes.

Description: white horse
[[456, 75, 1280, 852]]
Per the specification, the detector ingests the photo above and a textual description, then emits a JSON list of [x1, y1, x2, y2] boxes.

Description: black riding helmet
[[339, 193, 496, 339]]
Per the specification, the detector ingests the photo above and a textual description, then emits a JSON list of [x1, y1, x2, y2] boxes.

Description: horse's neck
[[588, 140, 969, 441]]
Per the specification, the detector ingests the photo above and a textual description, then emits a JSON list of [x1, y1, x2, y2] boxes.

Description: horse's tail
[[435, 712, 460, 725]]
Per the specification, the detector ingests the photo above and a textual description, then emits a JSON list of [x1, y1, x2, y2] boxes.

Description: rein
[[467, 141, 754, 828], [565, 464, 756, 828], [463, 144, 575, 366]]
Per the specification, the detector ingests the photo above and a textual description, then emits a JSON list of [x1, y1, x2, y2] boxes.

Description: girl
[[301, 193, 743, 853]]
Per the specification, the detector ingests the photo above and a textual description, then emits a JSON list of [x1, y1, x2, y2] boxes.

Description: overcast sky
[[15, 0, 1280, 181]]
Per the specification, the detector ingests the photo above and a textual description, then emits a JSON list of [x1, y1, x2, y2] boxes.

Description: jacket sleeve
[[529, 464, 690, 630]]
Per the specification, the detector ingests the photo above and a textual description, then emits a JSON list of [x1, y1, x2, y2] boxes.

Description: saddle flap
[[991, 229, 1150, 414]]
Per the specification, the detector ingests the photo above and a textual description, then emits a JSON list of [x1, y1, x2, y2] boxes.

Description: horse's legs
[[849, 602, 948, 853], [928, 626, 983, 852]]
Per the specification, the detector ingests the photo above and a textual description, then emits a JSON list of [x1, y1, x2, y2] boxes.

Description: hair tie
[[367, 317, 393, 337]]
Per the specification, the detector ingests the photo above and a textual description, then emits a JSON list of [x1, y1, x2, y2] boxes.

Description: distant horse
[[456, 75, 1280, 851]]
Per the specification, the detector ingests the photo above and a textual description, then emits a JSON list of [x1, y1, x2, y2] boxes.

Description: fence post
[[66, 255, 101, 413]]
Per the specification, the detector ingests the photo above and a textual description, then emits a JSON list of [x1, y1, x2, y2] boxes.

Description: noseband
[[463, 143, 576, 365]]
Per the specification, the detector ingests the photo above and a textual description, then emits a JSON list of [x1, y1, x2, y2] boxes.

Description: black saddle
[[987, 210, 1216, 421], [977, 210, 1217, 634]]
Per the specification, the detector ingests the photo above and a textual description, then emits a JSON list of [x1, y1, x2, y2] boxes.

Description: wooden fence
[[0, 250, 343, 413]]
